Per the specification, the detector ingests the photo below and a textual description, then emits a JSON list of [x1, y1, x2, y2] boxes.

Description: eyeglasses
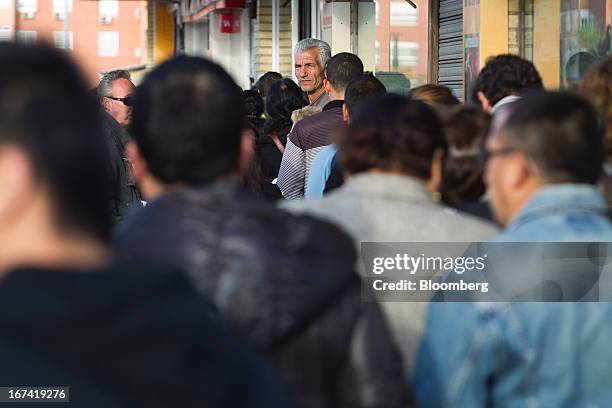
[[479, 147, 519, 165], [105, 95, 133, 106]]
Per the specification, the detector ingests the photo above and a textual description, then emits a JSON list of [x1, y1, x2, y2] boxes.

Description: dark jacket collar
[[322, 99, 344, 111]]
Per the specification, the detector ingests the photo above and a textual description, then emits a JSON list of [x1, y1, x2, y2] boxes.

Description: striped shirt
[[277, 100, 345, 199]]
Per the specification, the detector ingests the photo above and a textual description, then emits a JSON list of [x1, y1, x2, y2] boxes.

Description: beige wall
[[533, 0, 559, 88], [479, 0, 508, 67], [477, 0, 560, 88]]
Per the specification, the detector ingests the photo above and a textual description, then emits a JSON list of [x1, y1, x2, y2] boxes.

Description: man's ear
[[101, 96, 112, 113], [125, 141, 146, 184], [0, 146, 35, 224], [323, 78, 332, 95], [342, 104, 350, 123], [237, 129, 255, 174], [477, 91, 492, 113]]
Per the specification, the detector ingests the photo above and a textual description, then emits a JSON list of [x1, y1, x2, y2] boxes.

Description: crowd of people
[[0, 35, 611, 407]]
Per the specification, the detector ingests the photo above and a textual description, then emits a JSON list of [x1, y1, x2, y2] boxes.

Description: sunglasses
[[105, 95, 133, 107]]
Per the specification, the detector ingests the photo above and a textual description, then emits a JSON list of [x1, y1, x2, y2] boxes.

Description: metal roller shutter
[[438, 0, 463, 100]]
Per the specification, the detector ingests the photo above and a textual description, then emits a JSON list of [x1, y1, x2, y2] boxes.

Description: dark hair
[[253, 71, 282, 100], [325, 52, 364, 91], [264, 78, 307, 134], [471, 54, 543, 107], [243, 90, 265, 138], [337, 94, 446, 179], [132, 56, 243, 185], [502, 91, 603, 184], [438, 106, 490, 207], [0, 43, 111, 241], [410, 84, 460, 108], [344, 74, 386, 117]]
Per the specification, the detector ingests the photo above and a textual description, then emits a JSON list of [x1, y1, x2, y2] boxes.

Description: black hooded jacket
[[114, 182, 413, 408], [0, 263, 291, 408]]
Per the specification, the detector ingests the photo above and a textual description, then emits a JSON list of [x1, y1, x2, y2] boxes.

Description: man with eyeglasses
[[99, 69, 135, 129], [412, 92, 612, 407], [97, 69, 142, 224]]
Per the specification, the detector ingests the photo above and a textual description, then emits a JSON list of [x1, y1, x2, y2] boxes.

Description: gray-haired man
[[294, 38, 331, 108], [98, 69, 135, 128], [97, 69, 141, 223]]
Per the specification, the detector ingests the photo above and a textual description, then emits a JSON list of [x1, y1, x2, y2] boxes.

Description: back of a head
[[471, 54, 543, 107], [243, 90, 264, 121], [502, 91, 603, 184], [253, 71, 282, 100], [0, 42, 111, 241], [132, 56, 243, 185], [325, 52, 364, 91], [576, 57, 612, 156], [439, 105, 491, 207], [337, 94, 446, 179], [344, 74, 386, 117], [410, 84, 460, 109], [265, 78, 306, 123]]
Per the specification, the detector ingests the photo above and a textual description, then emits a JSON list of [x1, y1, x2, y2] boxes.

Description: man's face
[[294, 48, 325, 95], [103, 78, 135, 127]]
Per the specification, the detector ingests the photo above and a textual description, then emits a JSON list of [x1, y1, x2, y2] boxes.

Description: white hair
[[294, 38, 331, 68]]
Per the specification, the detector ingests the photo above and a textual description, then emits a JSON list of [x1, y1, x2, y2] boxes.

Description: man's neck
[[308, 87, 325, 104], [327, 87, 344, 102]]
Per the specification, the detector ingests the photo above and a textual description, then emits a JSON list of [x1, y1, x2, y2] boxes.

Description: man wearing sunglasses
[[99, 69, 135, 128], [97, 69, 141, 224]]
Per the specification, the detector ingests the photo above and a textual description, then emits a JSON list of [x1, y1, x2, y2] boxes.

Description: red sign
[[220, 12, 241, 34]]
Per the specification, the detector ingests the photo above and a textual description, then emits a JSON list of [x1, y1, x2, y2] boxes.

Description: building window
[[16, 30, 37, 43], [395, 41, 418, 66], [52, 0, 73, 20], [99, 0, 119, 23], [53, 31, 73, 50], [560, 1, 612, 87], [389, 1, 418, 27], [508, 0, 534, 60], [98, 31, 119, 57], [0, 27, 12, 41], [17, 0, 37, 15], [375, 40, 380, 66]]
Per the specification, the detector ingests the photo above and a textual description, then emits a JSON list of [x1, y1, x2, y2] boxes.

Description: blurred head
[[343, 73, 386, 123], [130, 56, 246, 200], [438, 105, 491, 207], [243, 90, 264, 123], [336, 94, 446, 191], [576, 57, 612, 156], [323, 52, 364, 99], [98, 69, 135, 127], [485, 91, 603, 225], [264, 78, 307, 133], [253, 71, 282, 102], [0, 43, 111, 271], [410, 84, 460, 109], [294, 38, 331, 97], [472, 54, 543, 112]]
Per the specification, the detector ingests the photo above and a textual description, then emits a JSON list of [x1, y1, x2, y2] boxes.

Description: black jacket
[[101, 111, 142, 225], [114, 182, 413, 408], [0, 263, 290, 408]]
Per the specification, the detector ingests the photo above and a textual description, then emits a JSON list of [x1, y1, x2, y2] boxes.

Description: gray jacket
[[281, 173, 498, 371]]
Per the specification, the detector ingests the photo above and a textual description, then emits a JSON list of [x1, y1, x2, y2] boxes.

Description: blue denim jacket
[[412, 184, 612, 407]]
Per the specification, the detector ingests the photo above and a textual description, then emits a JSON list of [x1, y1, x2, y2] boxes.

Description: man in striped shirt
[[277, 52, 364, 199]]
